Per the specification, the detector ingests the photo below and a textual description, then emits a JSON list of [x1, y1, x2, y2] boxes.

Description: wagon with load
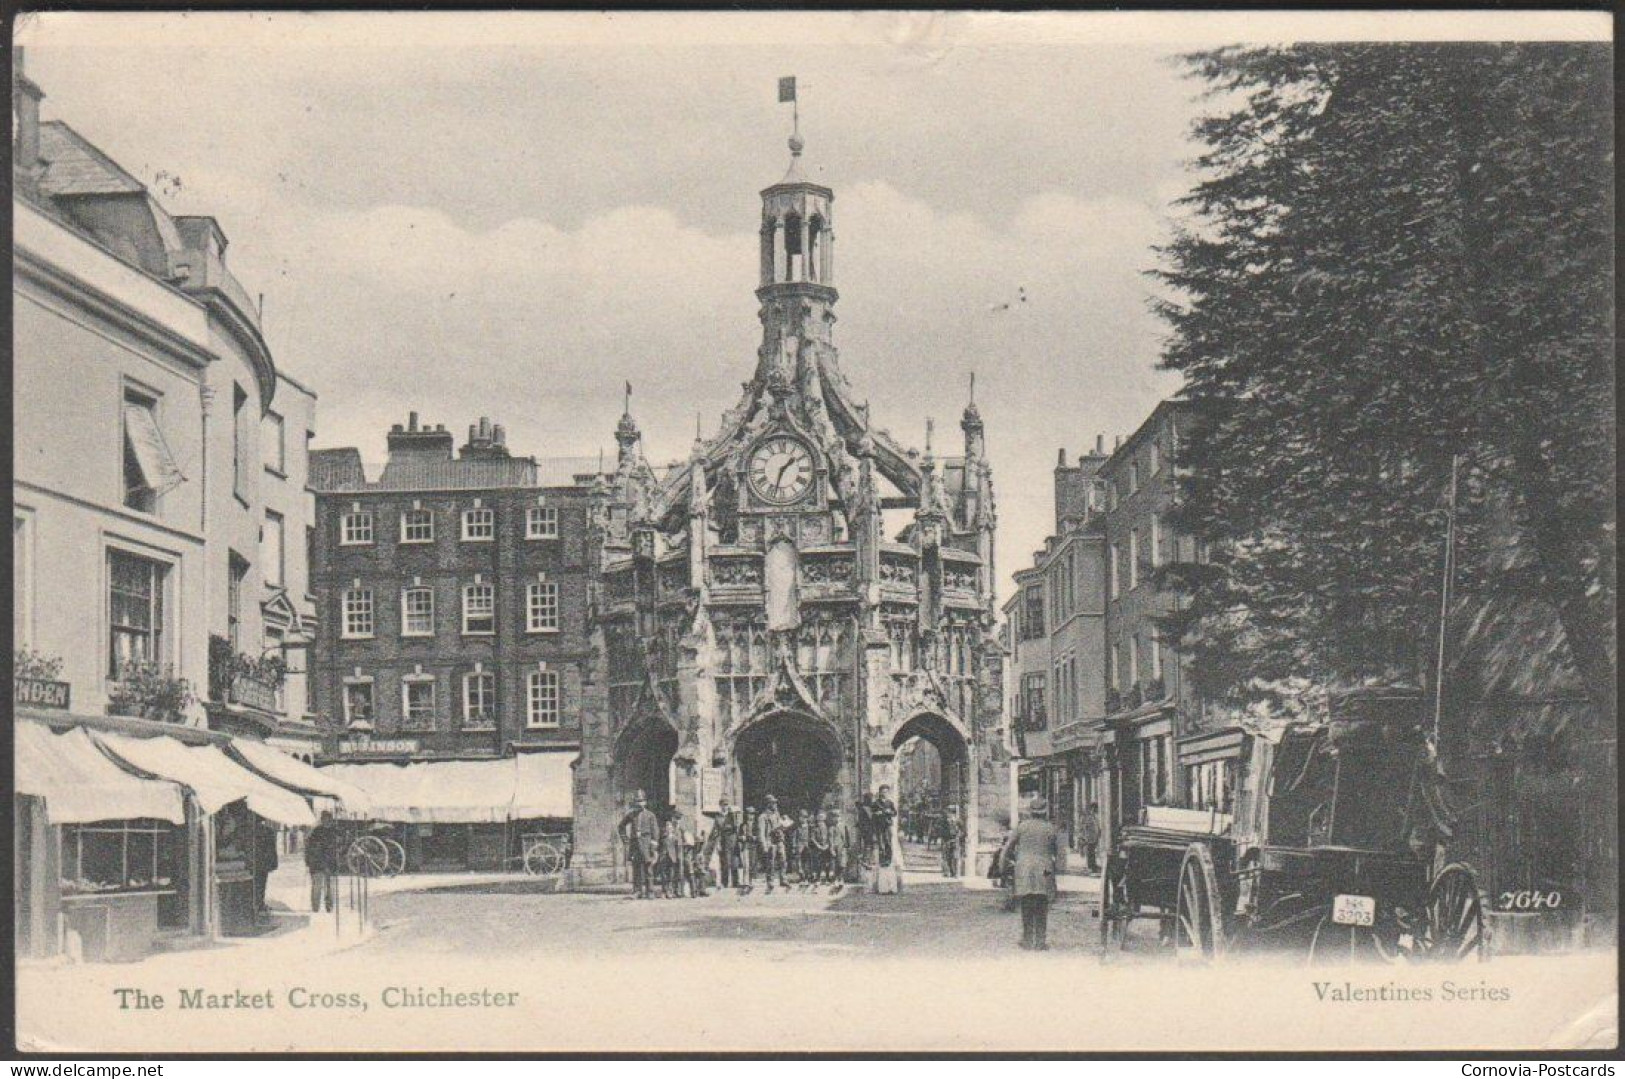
[[1099, 687, 1485, 963]]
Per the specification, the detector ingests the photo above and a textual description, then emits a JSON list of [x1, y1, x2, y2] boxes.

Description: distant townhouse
[[1003, 439, 1110, 851], [1097, 399, 1236, 831]]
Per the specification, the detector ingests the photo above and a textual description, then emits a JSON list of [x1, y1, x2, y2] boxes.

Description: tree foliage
[[1154, 44, 1614, 725]]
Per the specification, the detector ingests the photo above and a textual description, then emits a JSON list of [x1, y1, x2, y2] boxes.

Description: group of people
[[617, 786, 904, 898]]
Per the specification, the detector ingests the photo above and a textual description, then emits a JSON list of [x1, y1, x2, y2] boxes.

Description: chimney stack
[[387, 412, 454, 462], [12, 48, 44, 198], [460, 415, 512, 460]]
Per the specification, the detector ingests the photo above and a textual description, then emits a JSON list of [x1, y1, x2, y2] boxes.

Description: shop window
[[61, 821, 177, 897], [526, 581, 560, 633], [341, 510, 374, 545], [526, 670, 560, 728], [401, 586, 435, 637], [401, 508, 435, 544], [463, 671, 496, 728], [108, 550, 166, 678], [461, 507, 495, 542], [526, 505, 559, 539], [462, 583, 495, 635]]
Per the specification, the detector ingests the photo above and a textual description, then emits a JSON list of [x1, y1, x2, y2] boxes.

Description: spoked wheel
[[1099, 853, 1131, 960], [524, 841, 564, 877], [1418, 864, 1486, 962], [1307, 914, 1387, 965], [382, 838, 407, 877], [1174, 844, 1226, 962], [345, 835, 390, 877]]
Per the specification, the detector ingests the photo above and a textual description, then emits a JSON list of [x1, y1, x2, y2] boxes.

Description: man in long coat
[[618, 791, 660, 899], [711, 795, 743, 890], [999, 797, 1063, 950]]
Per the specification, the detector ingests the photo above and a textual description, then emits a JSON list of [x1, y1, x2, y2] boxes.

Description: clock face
[[748, 436, 815, 504]]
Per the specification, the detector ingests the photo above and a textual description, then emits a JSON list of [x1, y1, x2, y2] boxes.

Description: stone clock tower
[[573, 126, 1009, 881]]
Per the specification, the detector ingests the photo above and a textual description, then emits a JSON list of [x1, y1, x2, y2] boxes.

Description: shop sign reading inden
[[14, 678, 71, 710]]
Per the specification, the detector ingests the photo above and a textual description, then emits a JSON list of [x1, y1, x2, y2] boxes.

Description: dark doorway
[[615, 719, 678, 811], [893, 713, 970, 849], [736, 713, 841, 818]]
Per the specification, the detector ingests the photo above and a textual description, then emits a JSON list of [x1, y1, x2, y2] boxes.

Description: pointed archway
[[892, 712, 972, 873], [613, 717, 679, 813], [733, 710, 844, 819]]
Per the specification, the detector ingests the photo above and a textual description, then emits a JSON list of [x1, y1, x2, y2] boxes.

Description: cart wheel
[[524, 841, 563, 877], [1418, 864, 1485, 962], [1175, 844, 1226, 962], [1099, 853, 1130, 959], [346, 835, 389, 877], [383, 838, 406, 877], [1307, 912, 1393, 965]]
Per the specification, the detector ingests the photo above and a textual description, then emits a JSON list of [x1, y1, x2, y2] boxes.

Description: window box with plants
[[207, 635, 287, 716]]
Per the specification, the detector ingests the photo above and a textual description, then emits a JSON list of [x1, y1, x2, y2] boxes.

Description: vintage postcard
[[9, 9, 1617, 1055]]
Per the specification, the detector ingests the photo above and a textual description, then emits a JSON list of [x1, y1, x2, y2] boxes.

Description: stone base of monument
[[872, 864, 900, 894]]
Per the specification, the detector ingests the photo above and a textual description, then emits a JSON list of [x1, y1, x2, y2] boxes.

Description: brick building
[[310, 415, 599, 766]]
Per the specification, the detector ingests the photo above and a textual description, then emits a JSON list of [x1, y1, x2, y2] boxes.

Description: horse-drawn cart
[[1099, 687, 1485, 963]]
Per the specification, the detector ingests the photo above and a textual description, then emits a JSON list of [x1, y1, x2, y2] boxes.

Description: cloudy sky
[[20, 11, 1601, 600]]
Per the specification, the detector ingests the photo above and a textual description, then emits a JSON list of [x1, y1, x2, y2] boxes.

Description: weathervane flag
[[778, 76, 797, 103]]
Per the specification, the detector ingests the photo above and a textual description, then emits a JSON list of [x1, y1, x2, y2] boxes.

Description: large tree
[[1154, 44, 1614, 730]]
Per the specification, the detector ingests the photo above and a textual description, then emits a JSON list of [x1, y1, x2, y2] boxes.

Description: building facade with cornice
[[573, 130, 1011, 877]]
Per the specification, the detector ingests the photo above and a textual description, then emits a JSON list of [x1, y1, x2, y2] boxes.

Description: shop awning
[[227, 739, 371, 814], [16, 722, 185, 825], [93, 731, 316, 827], [321, 751, 576, 824], [511, 751, 575, 819]]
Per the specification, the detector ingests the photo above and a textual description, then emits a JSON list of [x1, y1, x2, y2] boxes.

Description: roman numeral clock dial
[[747, 436, 815, 505]]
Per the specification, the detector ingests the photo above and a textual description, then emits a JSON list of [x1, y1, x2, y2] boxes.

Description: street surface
[[360, 872, 1101, 961], [16, 857, 1616, 1054]]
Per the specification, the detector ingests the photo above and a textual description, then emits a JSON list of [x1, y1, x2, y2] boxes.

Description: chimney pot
[[1095, 434, 1105, 455], [408, 411, 419, 431], [1057, 448, 1067, 468]]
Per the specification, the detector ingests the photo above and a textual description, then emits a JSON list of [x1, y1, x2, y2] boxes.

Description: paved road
[[358, 874, 1105, 960]]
